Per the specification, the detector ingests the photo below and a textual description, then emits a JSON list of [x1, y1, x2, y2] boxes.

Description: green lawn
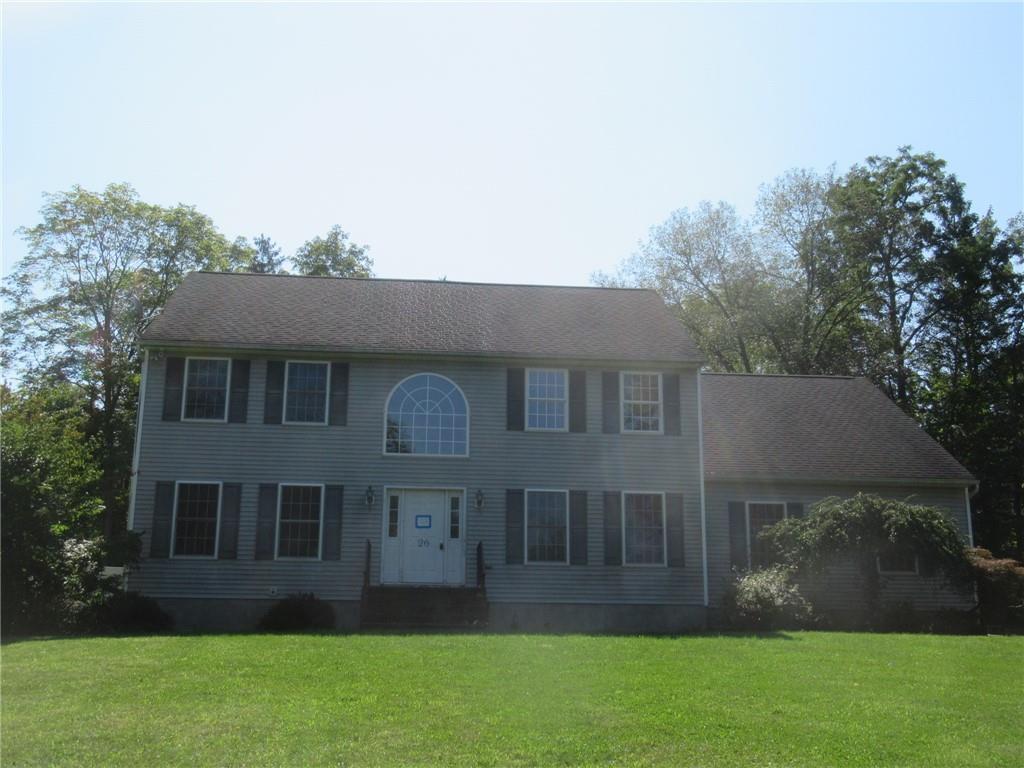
[[2, 632, 1021, 767]]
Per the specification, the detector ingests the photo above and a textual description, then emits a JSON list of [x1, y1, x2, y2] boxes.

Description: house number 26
[[417, 538, 430, 548]]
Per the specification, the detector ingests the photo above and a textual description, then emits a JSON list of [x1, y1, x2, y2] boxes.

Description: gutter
[[126, 349, 149, 532]]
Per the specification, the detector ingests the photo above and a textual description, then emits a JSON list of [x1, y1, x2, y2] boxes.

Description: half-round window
[[385, 373, 468, 455]]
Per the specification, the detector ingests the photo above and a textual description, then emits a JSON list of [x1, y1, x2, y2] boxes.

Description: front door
[[381, 489, 465, 585]]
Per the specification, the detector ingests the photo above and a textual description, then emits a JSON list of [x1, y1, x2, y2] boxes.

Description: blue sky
[[3, 2, 1022, 285]]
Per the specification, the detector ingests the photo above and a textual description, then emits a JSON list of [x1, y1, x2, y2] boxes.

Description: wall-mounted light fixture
[[365, 485, 375, 508], [475, 489, 485, 511]]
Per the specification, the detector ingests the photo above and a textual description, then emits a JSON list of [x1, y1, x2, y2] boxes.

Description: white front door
[[381, 489, 465, 585]]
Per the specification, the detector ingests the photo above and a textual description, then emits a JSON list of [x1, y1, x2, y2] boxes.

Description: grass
[[2, 632, 1021, 767]]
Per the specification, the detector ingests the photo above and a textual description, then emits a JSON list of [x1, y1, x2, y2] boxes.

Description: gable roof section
[[701, 373, 974, 484], [141, 272, 703, 363]]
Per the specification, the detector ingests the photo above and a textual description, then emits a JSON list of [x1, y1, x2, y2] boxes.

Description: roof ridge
[[191, 271, 655, 293], [701, 371, 860, 380]]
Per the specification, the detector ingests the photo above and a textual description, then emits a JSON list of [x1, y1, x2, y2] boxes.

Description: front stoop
[[360, 586, 489, 631]]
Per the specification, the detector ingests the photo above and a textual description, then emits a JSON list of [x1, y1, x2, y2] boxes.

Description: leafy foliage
[[292, 225, 373, 278], [258, 593, 336, 632], [721, 566, 813, 629], [761, 494, 973, 618], [967, 548, 1024, 631]]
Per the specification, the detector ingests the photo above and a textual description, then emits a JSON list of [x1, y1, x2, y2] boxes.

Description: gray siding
[[130, 354, 704, 606], [705, 480, 974, 611]]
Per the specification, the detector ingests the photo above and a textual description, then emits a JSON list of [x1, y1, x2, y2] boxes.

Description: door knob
[[439, 543, 445, 550]]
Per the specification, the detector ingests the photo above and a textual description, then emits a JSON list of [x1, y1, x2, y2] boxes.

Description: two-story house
[[127, 272, 975, 631]]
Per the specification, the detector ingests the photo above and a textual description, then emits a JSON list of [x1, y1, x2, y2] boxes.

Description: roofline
[[700, 371, 861, 380], [187, 270, 659, 294], [704, 473, 976, 487], [138, 340, 704, 367]]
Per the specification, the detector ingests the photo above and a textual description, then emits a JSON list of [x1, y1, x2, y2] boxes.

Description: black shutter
[[328, 363, 349, 426], [150, 481, 175, 557], [569, 490, 588, 565], [507, 368, 525, 431], [603, 491, 622, 565], [663, 373, 681, 436], [162, 357, 185, 421], [506, 489, 524, 564], [255, 484, 278, 559], [728, 501, 748, 570], [322, 485, 344, 560], [569, 370, 587, 433], [601, 372, 620, 434], [218, 483, 242, 559], [786, 502, 804, 519], [228, 360, 250, 423], [666, 493, 685, 566], [264, 361, 285, 424]]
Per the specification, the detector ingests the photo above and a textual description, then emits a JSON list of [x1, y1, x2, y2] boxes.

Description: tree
[[918, 212, 1024, 557], [246, 234, 286, 274], [0, 383, 104, 634], [2, 183, 236, 536], [753, 168, 871, 375], [828, 148, 968, 411], [293, 225, 372, 278], [762, 494, 973, 620]]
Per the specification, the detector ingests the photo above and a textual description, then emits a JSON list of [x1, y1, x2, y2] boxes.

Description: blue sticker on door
[[415, 515, 432, 529]]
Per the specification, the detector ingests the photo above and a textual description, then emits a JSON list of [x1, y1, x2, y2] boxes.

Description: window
[[172, 482, 221, 557], [526, 490, 568, 563], [284, 361, 329, 424], [526, 369, 567, 430], [621, 372, 662, 433], [878, 547, 919, 574], [388, 495, 400, 538], [450, 496, 461, 539], [183, 358, 230, 420], [623, 492, 665, 565], [277, 485, 323, 559], [384, 373, 468, 455], [747, 502, 786, 568]]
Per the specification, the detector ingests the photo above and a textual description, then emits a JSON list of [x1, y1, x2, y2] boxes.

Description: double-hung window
[[277, 484, 323, 559], [284, 361, 330, 424], [621, 372, 662, 433], [525, 490, 569, 564], [172, 482, 222, 557], [183, 358, 230, 421], [526, 369, 567, 430], [623, 492, 666, 565], [746, 501, 786, 568]]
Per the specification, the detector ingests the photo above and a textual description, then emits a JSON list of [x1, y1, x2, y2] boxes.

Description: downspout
[[964, 483, 978, 547], [697, 371, 709, 608], [126, 348, 150, 533]]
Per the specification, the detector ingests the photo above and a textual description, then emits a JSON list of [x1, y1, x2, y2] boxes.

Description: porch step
[[360, 586, 489, 630]]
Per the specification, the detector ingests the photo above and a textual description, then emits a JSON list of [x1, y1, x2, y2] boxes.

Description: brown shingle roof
[[141, 272, 703, 363], [701, 373, 974, 484]]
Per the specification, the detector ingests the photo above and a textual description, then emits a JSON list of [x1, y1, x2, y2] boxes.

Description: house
[[127, 272, 976, 631]]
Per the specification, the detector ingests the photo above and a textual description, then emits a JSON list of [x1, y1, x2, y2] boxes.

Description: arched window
[[385, 373, 469, 455]]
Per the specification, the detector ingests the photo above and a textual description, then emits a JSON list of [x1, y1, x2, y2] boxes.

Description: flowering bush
[[721, 566, 813, 630]]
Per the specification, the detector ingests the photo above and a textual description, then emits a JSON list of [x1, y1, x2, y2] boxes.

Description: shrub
[[93, 592, 174, 634], [722, 566, 813, 630], [258, 593, 335, 632], [968, 547, 1024, 632]]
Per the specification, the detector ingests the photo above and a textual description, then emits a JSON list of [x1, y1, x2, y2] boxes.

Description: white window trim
[[169, 480, 223, 559], [282, 360, 331, 426], [275, 483, 326, 561], [181, 356, 231, 423], [744, 500, 787, 569], [524, 488, 571, 566], [620, 371, 664, 434], [524, 368, 569, 432], [381, 372, 471, 458], [876, 553, 920, 576], [621, 490, 668, 567]]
